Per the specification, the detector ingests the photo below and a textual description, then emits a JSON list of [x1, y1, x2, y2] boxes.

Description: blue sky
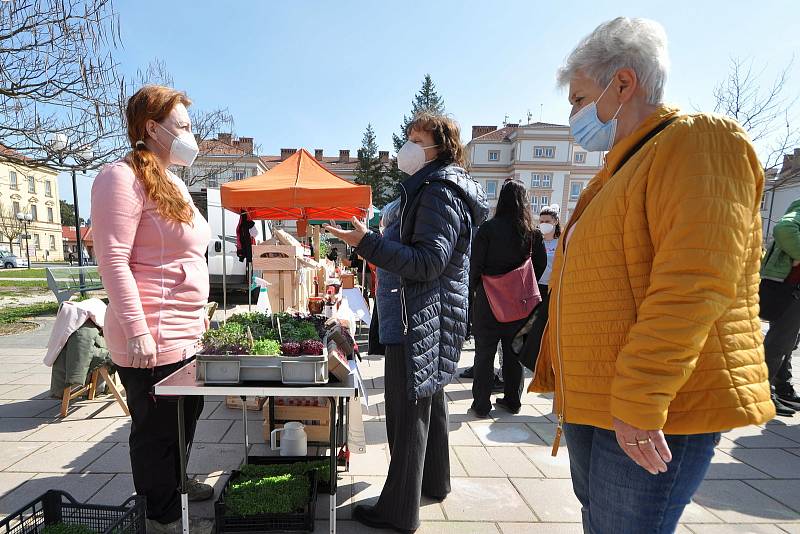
[[60, 0, 800, 213]]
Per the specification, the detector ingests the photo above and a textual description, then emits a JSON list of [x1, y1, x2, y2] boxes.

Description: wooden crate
[[263, 421, 331, 444], [263, 398, 331, 444], [225, 396, 266, 411], [253, 244, 298, 271], [261, 270, 299, 313]]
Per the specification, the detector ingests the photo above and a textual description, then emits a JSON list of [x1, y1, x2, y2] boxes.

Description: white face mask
[[155, 121, 199, 167], [539, 222, 555, 235], [397, 140, 438, 176]]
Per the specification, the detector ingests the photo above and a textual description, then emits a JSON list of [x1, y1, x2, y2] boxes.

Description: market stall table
[[153, 361, 359, 534]]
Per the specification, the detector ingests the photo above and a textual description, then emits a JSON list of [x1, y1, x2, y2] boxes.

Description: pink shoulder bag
[[481, 236, 541, 323]]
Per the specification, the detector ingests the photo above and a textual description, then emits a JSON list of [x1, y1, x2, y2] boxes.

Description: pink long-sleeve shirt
[[91, 161, 211, 367]]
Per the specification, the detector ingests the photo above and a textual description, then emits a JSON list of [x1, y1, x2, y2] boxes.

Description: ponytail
[[125, 85, 193, 224]]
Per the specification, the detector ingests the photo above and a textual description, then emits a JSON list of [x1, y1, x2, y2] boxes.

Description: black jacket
[[469, 217, 547, 334], [357, 160, 489, 400]]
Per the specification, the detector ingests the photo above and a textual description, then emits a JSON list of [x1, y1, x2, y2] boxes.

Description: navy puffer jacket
[[357, 161, 489, 400]]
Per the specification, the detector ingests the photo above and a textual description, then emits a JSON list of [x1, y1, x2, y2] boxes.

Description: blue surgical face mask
[[569, 80, 623, 152]]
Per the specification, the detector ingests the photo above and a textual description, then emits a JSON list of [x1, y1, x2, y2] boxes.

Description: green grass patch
[[0, 268, 47, 278], [41, 524, 97, 534], [0, 279, 48, 288], [225, 472, 309, 516], [0, 302, 59, 324]]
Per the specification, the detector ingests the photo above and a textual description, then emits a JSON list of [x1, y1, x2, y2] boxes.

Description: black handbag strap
[[611, 116, 681, 177]]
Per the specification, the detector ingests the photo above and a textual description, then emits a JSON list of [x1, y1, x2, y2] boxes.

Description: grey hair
[[557, 17, 670, 105]]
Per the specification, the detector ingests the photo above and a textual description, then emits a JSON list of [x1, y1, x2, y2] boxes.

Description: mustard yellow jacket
[[530, 106, 775, 434]]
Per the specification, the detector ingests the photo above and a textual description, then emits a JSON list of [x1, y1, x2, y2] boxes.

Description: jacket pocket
[[167, 261, 210, 307]]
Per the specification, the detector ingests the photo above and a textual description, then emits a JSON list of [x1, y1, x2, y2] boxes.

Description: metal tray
[[196, 353, 328, 385]]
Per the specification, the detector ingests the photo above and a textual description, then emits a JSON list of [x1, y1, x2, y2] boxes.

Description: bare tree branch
[[713, 56, 800, 189], [0, 202, 25, 253], [0, 0, 127, 171]]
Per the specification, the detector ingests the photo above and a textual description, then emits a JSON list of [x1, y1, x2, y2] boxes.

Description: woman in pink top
[[91, 85, 213, 533]]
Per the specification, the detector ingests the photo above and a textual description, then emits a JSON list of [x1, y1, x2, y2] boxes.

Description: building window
[[531, 196, 539, 210], [531, 174, 541, 187], [12, 201, 20, 215], [535, 146, 555, 158], [28, 176, 35, 194], [9, 171, 18, 190], [486, 180, 498, 199], [574, 152, 586, 163], [45, 181, 52, 197], [47, 207, 54, 223], [49, 235, 56, 250], [510, 148, 516, 161], [541, 195, 549, 206], [30, 204, 37, 221], [570, 182, 584, 201], [542, 174, 552, 187], [488, 150, 500, 162], [233, 170, 246, 181], [761, 193, 767, 211], [33, 234, 40, 250]]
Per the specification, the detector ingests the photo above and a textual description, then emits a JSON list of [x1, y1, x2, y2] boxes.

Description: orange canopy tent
[[220, 148, 372, 221]]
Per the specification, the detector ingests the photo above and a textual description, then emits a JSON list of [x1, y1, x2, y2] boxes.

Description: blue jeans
[[564, 423, 720, 534]]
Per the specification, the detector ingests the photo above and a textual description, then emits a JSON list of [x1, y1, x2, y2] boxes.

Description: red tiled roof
[[61, 226, 93, 244], [258, 154, 361, 172], [0, 144, 31, 162], [471, 126, 518, 142], [198, 139, 251, 156], [471, 121, 569, 142]]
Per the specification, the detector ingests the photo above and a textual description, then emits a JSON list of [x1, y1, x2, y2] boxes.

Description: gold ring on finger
[[637, 438, 652, 445], [625, 441, 638, 446]]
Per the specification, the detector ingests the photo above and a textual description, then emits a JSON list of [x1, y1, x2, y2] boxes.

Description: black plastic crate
[[0, 490, 145, 534], [215, 469, 317, 533], [246, 455, 333, 494]]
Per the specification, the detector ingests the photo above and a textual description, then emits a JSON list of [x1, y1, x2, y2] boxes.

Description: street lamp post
[[15, 212, 32, 270], [49, 134, 92, 267]]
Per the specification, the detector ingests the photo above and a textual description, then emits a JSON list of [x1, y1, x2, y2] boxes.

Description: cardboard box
[[340, 273, 355, 289], [252, 244, 298, 271], [225, 396, 266, 411]]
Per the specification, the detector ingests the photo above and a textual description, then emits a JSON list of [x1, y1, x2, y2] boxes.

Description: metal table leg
[[177, 396, 189, 534], [328, 396, 338, 534]]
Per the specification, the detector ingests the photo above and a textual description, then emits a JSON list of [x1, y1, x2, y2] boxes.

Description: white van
[[193, 188, 270, 291]]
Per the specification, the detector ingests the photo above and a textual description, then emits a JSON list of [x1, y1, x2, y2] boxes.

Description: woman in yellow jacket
[[530, 17, 774, 533]]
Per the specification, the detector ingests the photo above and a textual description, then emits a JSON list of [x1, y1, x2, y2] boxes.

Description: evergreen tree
[[392, 74, 446, 153], [354, 124, 397, 207]]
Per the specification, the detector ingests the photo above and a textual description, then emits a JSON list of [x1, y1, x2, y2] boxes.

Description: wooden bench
[[46, 266, 104, 304]]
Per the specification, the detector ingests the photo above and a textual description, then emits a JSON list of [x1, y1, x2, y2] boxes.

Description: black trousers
[[117, 359, 204, 523], [374, 344, 450, 530], [764, 295, 800, 395], [472, 331, 522, 413]]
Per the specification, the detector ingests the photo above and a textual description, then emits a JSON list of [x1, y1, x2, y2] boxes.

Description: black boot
[[352, 505, 416, 533], [773, 394, 797, 417]]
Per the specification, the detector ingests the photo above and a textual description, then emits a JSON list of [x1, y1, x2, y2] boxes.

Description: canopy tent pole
[[221, 203, 227, 323], [312, 224, 321, 262], [247, 260, 252, 312]]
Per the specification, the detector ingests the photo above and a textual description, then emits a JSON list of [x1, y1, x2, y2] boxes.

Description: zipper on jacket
[[398, 182, 410, 336], [550, 243, 569, 456]]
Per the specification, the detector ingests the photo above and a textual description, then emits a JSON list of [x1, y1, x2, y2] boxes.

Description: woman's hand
[[612, 417, 672, 475], [323, 217, 369, 247], [127, 332, 157, 369]]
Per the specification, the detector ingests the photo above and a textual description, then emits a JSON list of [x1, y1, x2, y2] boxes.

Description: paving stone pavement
[[0, 317, 798, 533]]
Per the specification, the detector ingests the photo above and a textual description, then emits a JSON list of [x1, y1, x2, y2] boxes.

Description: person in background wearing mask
[[537, 205, 561, 292], [530, 18, 773, 533], [469, 179, 547, 418], [92, 85, 213, 534], [325, 111, 488, 533]]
